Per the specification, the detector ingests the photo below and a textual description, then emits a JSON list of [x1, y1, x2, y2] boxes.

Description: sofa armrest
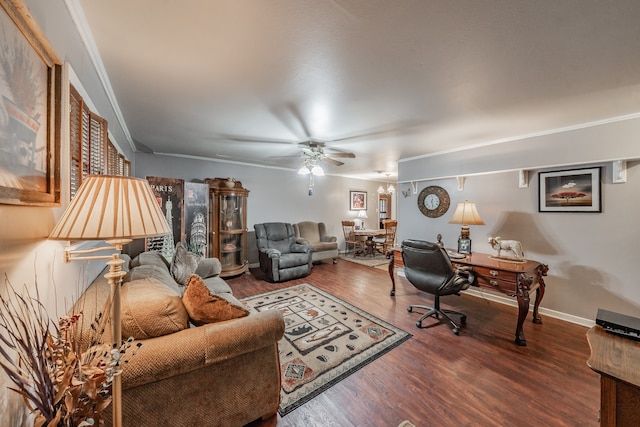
[[296, 237, 311, 245], [120, 309, 285, 389], [259, 248, 281, 258], [291, 243, 313, 254], [321, 236, 337, 243]]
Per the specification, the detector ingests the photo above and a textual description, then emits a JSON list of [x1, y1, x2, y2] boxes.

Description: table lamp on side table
[[48, 175, 170, 427], [448, 201, 484, 254]]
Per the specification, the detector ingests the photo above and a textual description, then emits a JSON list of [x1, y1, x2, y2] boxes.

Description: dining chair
[[341, 220, 365, 257], [375, 219, 397, 254]]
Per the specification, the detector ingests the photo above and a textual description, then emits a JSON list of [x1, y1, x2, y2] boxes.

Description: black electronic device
[[596, 308, 640, 342]]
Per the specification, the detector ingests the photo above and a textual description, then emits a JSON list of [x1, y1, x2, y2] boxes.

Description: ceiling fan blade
[[268, 154, 304, 159], [325, 152, 355, 158], [321, 157, 344, 166], [218, 134, 297, 145]]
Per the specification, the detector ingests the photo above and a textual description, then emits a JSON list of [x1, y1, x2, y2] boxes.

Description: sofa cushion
[[195, 257, 222, 279], [171, 243, 202, 285], [130, 251, 170, 270], [121, 277, 189, 339], [182, 275, 249, 326], [124, 264, 181, 295], [202, 275, 232, 294], [296, 221, 321, 242]]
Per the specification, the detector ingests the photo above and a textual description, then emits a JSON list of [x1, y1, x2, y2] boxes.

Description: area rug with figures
[[241, 284, 411, 416]]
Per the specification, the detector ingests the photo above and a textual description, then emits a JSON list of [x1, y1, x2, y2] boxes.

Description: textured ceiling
[[78, 0, 640, 180]]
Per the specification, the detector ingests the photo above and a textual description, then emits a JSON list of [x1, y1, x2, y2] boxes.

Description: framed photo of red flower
[[349, 190, 367, 210], [539, 167, 601, 212]]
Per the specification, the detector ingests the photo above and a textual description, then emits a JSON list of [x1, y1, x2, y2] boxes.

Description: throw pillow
[[130, 251, 170, 269], [120, 277, 189, 339], [182, 274, 249, 326], [194, 257, 222, 279], [171, 242, 201, 285]]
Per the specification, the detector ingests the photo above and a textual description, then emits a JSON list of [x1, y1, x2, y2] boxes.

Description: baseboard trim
[[396, 268, 594, 328]]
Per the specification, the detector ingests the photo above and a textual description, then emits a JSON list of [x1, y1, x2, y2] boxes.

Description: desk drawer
[[455, 264, 518, 295]]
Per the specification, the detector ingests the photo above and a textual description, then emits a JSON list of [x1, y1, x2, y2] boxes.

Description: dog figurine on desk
[[488, 237, 524, 259]]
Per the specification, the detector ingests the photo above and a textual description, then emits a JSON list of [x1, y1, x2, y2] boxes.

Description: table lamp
[[357, 209, 368, 229], [48, 175, 170, 427], [449, 201, 484, 253]]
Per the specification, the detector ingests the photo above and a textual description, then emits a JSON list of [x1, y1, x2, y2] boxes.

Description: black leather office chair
[[401, 239, 474, 335]]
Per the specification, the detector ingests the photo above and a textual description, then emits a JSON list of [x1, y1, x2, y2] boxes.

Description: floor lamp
[[48, 175, 170, 427]]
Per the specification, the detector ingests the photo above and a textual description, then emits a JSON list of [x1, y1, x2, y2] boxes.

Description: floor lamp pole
[[103, 242, 129, 427]]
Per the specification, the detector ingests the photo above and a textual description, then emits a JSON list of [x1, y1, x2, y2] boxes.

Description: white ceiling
[[78, 0, 640, 180]]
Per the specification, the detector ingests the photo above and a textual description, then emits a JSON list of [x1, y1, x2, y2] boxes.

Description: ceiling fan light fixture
[[298, 165, 311, 175], [311, 165, 324, 176], [377, 185, 386, 194]]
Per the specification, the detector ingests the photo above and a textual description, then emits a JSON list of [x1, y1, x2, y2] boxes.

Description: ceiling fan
[[294, 141, 356, 167]]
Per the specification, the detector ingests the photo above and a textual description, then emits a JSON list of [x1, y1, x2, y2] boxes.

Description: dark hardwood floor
[[229, 259, 600, 427]]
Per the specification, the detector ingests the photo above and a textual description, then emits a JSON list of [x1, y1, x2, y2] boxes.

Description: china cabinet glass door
[[206, 177, 250, 277]]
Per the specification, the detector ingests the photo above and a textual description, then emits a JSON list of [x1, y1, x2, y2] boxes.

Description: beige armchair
[[293, 221, 339, 263]]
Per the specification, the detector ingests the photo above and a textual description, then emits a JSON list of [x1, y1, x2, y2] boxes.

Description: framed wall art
[[349, 190, 367, 210], [145, 176, 185, 260], [0, 0, 62, 206], [539, 167, 601, 212]]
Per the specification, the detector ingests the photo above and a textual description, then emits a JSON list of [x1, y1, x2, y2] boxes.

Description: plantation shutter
[[106, 140, 119, 174], [89, 114, 107, 175], [69, 84, 130, 199], [69, 87, 82, 198]]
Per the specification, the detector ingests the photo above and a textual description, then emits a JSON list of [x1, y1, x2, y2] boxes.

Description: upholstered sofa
[[71, 248, 285, 427], [293, 221, 338, 263], [254, 222, 313, 282]]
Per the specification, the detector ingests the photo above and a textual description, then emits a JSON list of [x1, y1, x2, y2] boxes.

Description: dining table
[[352, 229, 385, 257]]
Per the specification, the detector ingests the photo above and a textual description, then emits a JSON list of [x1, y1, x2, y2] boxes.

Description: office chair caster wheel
[[407, 307, 413, 313], [460, 316, 467, 324], [452, 328, 460, 335], [416, 321, 422, 328]]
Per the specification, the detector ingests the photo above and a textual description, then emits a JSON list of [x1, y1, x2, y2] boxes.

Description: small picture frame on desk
[[458, 238, 471, 254]]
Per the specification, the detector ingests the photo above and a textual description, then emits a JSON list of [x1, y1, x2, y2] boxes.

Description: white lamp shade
[[298, 165, 310, 175], [49, 175, 170, 241], [449, 201, 485, 226], [311, 165, 324, 176], [357, 210, 368, 218]]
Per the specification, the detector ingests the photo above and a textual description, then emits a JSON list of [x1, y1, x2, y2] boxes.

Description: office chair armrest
[[455, 266, 475, 285]]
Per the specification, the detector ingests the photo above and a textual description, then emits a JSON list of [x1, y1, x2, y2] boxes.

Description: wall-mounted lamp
[[48, 175, 170, 427]]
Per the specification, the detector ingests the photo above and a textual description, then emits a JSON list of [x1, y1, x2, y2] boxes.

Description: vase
[[224, 178, 235, 188]]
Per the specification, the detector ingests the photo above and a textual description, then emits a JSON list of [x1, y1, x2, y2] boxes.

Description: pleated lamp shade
[[49, 175, 170, 241]]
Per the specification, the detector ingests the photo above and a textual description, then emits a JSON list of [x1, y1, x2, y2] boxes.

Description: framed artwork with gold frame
[[0, 0, 62, 206]]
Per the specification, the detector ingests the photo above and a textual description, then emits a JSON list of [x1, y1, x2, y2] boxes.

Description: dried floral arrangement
[[0, 278, 140, 427]]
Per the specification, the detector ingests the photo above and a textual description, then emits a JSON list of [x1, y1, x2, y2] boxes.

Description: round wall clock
[[417, 186, 450, 218]]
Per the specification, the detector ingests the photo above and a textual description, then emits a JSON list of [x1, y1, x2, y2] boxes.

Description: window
[[69, 85, 130, 197]]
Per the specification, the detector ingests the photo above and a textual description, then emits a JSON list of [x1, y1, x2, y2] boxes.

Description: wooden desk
[[587, 325, 640, 426], [387, 249, 548, 346]]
